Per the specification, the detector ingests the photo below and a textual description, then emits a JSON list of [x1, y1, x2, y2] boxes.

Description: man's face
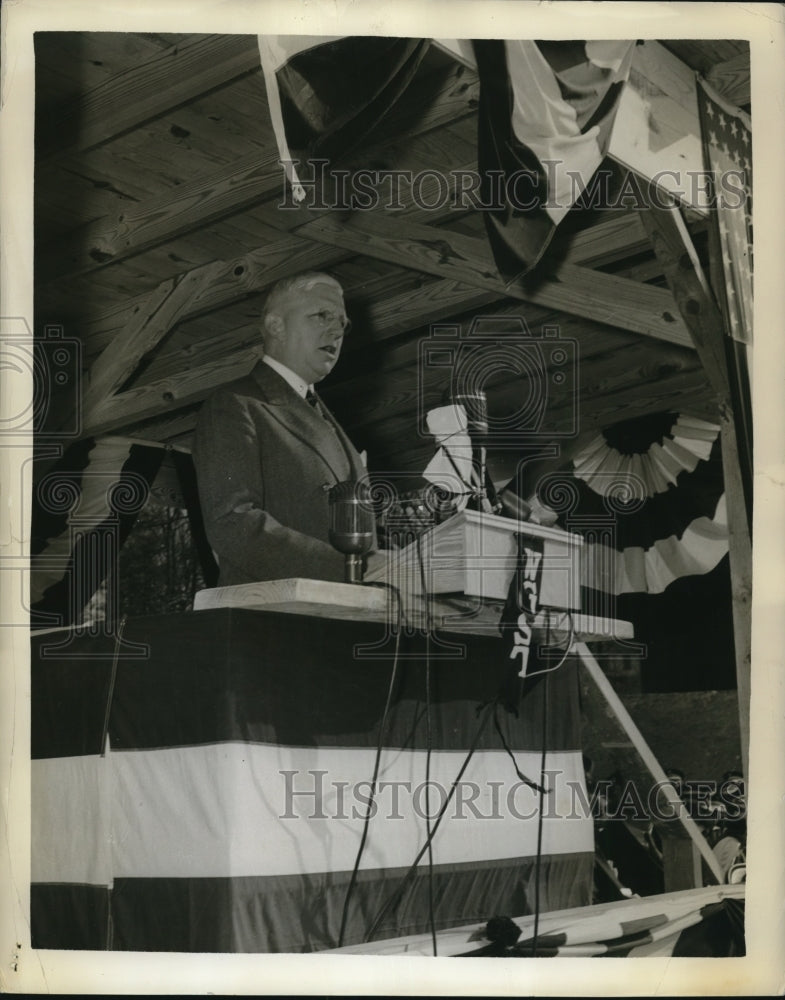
[[266, 281, 349, 384]]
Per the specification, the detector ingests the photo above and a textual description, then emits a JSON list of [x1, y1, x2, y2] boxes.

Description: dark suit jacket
[[192, 362, 367, 585]]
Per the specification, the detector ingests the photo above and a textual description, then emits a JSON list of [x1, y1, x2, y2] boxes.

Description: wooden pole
[[635, 184, 752, 782], [576, 641, 724, 885]]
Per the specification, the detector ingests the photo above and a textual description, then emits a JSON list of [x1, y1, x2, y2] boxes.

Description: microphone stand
[[449, 389, 501, 515]]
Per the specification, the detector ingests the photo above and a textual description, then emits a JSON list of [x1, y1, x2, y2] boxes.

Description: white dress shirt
[[262, 354, 313, 399]]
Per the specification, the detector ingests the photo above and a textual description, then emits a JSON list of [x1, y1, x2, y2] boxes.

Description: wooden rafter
[[705, 51, 750, 107], [78, 240, 347, 426], [37, 151, 283, 283], [37, 34, 261, 161], [76, 160, 663, 422], [294, 211, 693, 346], [80, 207, 678, 438], [39, 55, 480, 283], [77, 209, 654, 361], [84, 350, 262, 436]]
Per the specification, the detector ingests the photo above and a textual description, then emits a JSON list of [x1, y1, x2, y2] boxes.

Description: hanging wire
[[363, 699, 497, 944], [531, 669, 551, 956], [100, 614, 127, 757], [519, 613, 575, 683], [337, 582, 404, 948], [415, 533, 438, 956]]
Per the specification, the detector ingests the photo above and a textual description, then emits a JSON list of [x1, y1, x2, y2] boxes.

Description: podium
[[193, 510, 628, 645], [365, 509, 583, 609], [31, 603, 594, 952], [32, 516, 719, 952]]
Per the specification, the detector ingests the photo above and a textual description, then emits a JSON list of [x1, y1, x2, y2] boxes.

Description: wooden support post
[[635, 183, 752, 781], [576, 642, 724, 885]]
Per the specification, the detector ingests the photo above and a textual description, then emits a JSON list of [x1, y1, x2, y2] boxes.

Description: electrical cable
[[498, 608, 574, 956], [531, 668, 551, 956], [516, 612, 575, 683], [492, 704, 546, 794], [356, 542, 575, 948], [100, 614, 127, 757], [415, 533, 438, 956], [363, 698, 497, 943], [424, 631, 437, 956], [360, 612, 575, 948], [336, 580, 404, 948], [522, 613, 568, 955]]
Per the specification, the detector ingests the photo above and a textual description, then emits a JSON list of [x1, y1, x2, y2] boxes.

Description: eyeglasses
[[307, 310, 352, 335]]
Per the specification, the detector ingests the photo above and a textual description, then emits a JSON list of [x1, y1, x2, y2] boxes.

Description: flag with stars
[[697, 76, 753, 346]]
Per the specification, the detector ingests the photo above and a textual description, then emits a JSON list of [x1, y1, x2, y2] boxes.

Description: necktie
[[306, 389, 322, 415]]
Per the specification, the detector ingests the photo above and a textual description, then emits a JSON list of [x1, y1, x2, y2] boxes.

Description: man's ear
[[264, 313, 285, 342]]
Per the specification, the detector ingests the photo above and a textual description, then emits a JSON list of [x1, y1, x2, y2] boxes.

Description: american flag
[[697, 77, 753, 346]]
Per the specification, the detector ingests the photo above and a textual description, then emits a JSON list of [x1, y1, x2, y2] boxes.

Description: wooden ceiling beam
[[294, 211, 693, 347], [126, 408, 202, 446], [77, 207, 652, 361], [331, 323, 703, 439], [552, 211, 651, 269], [37, 151, 283, 284], [636, 186, 751, 779], [704, 52, 750, 107], [79, 239, 346, 428], [83, 350, 261, 437], [37, 34, 261, 162], [99, 208, 662, 422], [370, 367, 717, 476], [38, 56, 480, 284], [72, 145, 669, 435]]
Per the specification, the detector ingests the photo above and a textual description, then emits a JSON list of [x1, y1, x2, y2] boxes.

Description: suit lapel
[[251, 363, 360, 482], [315, 395, 367, 481]]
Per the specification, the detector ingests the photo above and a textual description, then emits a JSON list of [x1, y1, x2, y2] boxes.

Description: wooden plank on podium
[[192, 577, 388, 622], [192, 578, 633, 644]]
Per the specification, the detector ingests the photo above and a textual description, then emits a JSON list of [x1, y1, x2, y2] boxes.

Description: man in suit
[[192, 272, 382, 585]]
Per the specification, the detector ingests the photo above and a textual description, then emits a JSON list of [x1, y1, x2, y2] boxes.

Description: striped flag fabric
[[329, 883, 745, 956], [527, 411, 735, 691], [559, 412, 728, 598], [470, 39, 635, 282], [31, 606, 593, 952], [258, 35, 431, 201], [259, 35, 634, 281]]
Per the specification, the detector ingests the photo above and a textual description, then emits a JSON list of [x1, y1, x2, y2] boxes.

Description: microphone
[[328, 480, 375, 583], [448, 388, 497, 513], [451, 387, 488, 438]]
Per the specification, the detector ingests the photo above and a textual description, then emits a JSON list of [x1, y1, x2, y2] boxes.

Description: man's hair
[[261, 272, 343, 341]]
